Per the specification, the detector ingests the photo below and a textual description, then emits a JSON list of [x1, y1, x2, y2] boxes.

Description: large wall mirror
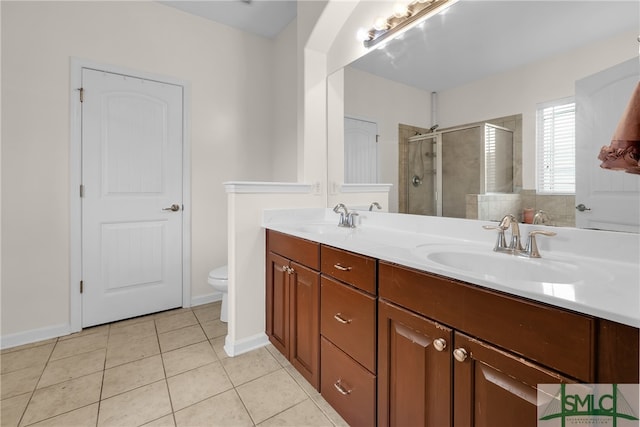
[[329, 0, 639, 232]]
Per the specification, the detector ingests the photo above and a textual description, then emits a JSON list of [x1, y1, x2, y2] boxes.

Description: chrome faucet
[[500, 214, 523, 252], [533, 210, 550, 225], [369, 202, 382, 211], [346, 211, 359, 228], [333, 203, 349, 227], [484, 214, 556, 257], [483, 214, 523, 253], [333, 204, 359, 228]]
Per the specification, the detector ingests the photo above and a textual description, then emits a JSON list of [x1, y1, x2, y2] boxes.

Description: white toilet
[[208, 265, 228, 323]]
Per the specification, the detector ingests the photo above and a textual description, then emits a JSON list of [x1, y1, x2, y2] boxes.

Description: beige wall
[[1, 1, 296, 339], [437, 30, 637, 190], [338, 30, 636, 203], [344, 66, 431, 212], [272, 19, 299, 182]]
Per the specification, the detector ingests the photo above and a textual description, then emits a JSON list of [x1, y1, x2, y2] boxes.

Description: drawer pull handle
[[334, 380, 352, 395], [333, 313, 352, 324], [453, 348, 468, 363], [333, 263, 352, 272], [433, 338, 447, 352]]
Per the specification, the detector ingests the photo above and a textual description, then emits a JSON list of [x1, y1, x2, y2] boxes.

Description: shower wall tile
[[398, 123, 431, 213], [534, 194, 575, 227], [487, 114, 522, 191], [465, 195, 479, 219]]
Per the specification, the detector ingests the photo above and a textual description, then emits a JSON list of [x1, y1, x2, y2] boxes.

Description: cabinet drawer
[[267, 230, 320, 270], [321, 276, 376, 372], [321, 245, 376, 294], [321, 337, 376, 427], [379, 261, 595, 381]]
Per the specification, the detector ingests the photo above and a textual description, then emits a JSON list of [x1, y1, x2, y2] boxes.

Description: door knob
[[163, 204, 181, 212], [575, 204, 591, 212]]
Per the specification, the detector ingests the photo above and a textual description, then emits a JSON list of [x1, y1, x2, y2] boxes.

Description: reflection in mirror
[[401, 119, 516, 220], [335, 0, 639, 231]]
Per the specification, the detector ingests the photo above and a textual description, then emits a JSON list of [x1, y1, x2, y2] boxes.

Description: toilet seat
[[208, 265, 228, 323], [208, 265, 228, 282]]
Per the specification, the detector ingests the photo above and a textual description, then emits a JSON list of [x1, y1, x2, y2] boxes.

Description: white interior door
[[82, 68, 184, 327], [575, 58, 639, 232], [344, 117, 378, 183]]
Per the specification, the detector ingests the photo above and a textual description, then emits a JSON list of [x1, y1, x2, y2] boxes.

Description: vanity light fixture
[[363, 0, 458, 49]]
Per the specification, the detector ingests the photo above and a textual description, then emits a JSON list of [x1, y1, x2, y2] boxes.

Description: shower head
[[430, 124, 439, 132]]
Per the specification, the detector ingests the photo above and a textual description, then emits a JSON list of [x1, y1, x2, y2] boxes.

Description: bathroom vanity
[[264, 209, 639, 427]]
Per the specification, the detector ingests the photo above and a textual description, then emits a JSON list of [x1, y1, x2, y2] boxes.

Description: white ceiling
[[159, 0, 638, 91], [159, 0, 297, 38], [351, 1, 639, 91]]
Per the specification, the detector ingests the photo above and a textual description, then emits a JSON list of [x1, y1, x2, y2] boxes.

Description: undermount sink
[[290, 223, 353, 236], [413, 244, 612, 286]]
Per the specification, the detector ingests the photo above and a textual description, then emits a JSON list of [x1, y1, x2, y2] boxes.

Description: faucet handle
[[346, 211, 359, 228], [521, 230, 557, 258], [334, 203, 350, 227], [483, 225, 508, 252]]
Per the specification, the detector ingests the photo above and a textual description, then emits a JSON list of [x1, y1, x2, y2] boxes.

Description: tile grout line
[[5, 304, 338, 427], [14, 337, 58, 427], [13, 335, 108, 426], [3, 305, 218, 427], [155, 314, 179, 427], [95, 323, 111, 427]]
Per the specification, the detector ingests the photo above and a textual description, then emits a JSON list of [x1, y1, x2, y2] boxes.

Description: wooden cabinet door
[[289, 261, 320, 389], [266, 252, 290, 357], [453, 331, 573, 427], [321, 337, 377, 427], [378, 300, 453, 427]]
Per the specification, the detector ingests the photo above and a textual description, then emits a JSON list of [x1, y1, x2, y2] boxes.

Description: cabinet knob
[[333, 313, 352, 324], [334, 379, 352, 395], [433, 338, 447, 352], [282, 266, 295, 274], [453, 348, 468, 362]]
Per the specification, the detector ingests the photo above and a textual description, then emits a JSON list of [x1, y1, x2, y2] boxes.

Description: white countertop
[[263, 208, 640, 328]]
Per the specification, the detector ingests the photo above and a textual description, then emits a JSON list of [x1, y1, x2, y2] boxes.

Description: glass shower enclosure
[[406, 123, 514, 218]]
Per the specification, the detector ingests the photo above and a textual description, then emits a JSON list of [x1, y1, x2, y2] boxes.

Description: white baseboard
[[224, 332, 269, 357], [1, 294, 223, 350], [191, 292, 222, 307], [0, 323, 71, 350]]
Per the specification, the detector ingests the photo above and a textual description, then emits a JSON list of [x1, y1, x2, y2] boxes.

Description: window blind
[[485, 125, 497, 191], [536, 98, 575, 193]]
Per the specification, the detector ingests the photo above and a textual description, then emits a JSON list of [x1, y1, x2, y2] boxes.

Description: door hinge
[[376, 134, 380, 143], [78, 87, 84, 103], [80, 280, 84, 293], [80, 184, 85, 198]]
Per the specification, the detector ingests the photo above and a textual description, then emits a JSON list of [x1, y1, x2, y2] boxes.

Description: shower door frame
[[406, 132, 443, 216], [404, 123, 514, 217]]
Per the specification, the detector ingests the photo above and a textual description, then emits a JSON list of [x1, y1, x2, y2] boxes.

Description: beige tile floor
[[1, 302, 348, 427]]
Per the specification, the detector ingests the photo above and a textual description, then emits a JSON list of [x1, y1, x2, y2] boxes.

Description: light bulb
[[373, 16, 388, 31], [356, 28, 370, 42], [393, 2, 409, 18]]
